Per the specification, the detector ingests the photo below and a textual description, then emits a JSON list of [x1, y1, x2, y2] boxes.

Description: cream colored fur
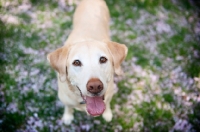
[[47, 0, 127, 125]]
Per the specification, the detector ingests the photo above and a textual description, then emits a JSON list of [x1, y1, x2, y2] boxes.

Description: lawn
[[0, 0, 200, 131]]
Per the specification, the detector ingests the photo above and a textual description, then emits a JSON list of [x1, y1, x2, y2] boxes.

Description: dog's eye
[[99, 57, 107, 64], [73, 60, 82, 66]]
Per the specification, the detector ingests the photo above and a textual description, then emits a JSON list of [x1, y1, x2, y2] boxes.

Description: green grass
[[0, 0, 200, 131]]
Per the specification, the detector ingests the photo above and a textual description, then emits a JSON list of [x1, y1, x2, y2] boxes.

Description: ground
[[0, 0, 200, 131]]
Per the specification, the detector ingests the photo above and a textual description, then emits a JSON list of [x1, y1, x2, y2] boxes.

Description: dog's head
[[47, 40, 127, 116]]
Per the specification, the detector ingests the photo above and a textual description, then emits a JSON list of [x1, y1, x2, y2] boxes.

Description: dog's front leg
[[62, 106, 74, 125], [102, 101, 113, 122]]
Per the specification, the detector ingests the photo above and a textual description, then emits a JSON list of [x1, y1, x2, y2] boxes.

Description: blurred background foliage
[[0, 0, 200, 131]]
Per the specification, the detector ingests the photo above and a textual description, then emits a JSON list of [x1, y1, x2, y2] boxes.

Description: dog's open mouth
[[86, 96, 105, 116]]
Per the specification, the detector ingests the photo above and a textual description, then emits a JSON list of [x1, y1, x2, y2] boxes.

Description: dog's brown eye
[[100, 57, 107, 64], [73, 60, 82, 66]]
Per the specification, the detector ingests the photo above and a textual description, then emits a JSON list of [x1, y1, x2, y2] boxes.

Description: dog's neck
[[65, 38, 109, 46]]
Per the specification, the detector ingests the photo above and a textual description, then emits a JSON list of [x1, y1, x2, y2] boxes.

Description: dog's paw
[[62, 114, 74, 125], [102, 108, 113, 122]]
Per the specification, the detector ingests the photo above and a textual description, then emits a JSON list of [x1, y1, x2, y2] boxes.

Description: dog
[[47, 0, 127, 124]]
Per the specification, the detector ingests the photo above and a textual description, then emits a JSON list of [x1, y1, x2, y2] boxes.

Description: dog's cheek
[[69, 77, 77, 87], [67, 70, 76, 86], [106, 71, 113, 83], [66, 65, 85, 93], [105, 63, 114, 83]]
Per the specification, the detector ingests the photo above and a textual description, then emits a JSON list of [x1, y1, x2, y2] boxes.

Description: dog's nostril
[[90, 86, 93, 90], [98, 85, 101, 90]]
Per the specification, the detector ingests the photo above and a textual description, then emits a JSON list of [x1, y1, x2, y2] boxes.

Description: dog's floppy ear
[[47, 46, 70, 82], [107, 41, 128, 75]]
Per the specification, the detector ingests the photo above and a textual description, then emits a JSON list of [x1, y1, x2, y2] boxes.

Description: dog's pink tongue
[[86, 96, 105, 116]]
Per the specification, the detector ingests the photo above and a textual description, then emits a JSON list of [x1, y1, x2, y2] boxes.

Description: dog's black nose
[[87, 78, 103, 94]]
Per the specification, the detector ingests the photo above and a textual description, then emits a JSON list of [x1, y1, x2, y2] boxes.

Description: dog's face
[[66, 41, 113, 96], [47, 40, 127, 116]]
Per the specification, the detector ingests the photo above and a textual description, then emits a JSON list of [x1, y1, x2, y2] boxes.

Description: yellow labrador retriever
[[47, 0, 127, 124]]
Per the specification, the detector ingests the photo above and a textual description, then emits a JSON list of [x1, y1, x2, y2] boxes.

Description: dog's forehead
[[69, 41, 109, 59]]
